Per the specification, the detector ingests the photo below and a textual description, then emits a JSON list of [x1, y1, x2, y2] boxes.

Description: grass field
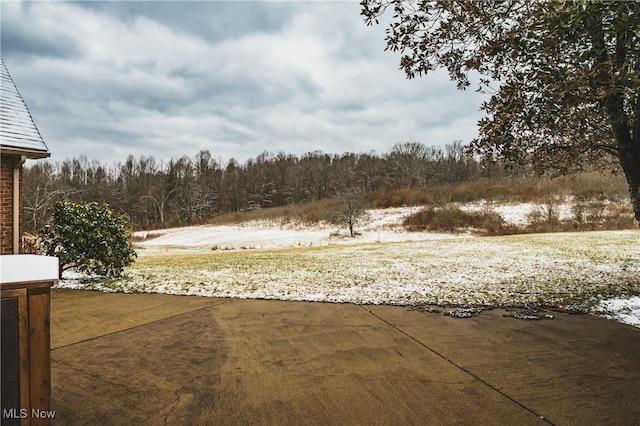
[[60, 230, 640, 310]]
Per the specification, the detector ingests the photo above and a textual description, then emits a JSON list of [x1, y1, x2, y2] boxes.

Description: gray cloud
[[73, 1, 293, 42], [2, 1, 489, 165], [1, 3, 81, 59]]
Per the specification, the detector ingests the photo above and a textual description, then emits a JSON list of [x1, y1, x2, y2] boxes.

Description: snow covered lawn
[[58, 222, 640, 327], [55, 206, 640, 327]]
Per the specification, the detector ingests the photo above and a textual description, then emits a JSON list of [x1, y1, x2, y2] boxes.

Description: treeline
[[23, 141, 525, 231]]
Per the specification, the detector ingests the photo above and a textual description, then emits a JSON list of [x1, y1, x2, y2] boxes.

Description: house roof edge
[[0, 145, 51, 160]]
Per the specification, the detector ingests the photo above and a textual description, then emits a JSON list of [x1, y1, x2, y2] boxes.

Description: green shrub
[[39, 201, 137, 277]]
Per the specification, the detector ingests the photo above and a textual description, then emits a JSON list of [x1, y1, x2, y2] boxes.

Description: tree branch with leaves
[[362, 0, 640, 222]]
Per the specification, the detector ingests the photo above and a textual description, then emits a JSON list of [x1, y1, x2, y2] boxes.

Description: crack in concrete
[[164, 386, 186, 425], [359, 306, 556, 425], [52, 300, 229, 351]]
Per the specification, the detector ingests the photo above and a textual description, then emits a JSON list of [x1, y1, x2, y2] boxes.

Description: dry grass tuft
[[402, 206, 518, 235]]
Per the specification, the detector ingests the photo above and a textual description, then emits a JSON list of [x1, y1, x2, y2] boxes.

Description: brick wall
[[0, 155, 22, 255]]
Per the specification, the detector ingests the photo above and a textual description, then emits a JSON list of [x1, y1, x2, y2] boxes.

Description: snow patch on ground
[[460, 201, 575, 226], [594, 297, 640, 327]]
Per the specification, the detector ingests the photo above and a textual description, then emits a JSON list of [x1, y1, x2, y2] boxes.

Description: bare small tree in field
[[329, 190, 366, 237]]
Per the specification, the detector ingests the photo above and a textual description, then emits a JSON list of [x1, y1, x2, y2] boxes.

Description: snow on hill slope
[[134, 207, 460, 252]]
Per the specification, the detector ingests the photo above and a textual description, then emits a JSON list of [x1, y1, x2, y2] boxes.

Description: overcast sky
[[1, 1, 489, 165]]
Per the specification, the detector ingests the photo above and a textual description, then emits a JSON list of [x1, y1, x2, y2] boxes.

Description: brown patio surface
[[51, 288, 640, 425]]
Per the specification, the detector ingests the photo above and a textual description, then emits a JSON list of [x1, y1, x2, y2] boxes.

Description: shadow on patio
[[51, 289, 640, 425]]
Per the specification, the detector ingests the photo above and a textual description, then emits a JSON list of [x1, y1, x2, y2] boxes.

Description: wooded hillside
[[24, 141, 613, 232]]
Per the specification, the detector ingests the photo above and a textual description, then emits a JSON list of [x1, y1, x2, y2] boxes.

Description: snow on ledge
[[0, 255, 59, 284]]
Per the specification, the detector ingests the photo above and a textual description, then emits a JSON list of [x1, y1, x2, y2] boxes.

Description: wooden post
[[1, 255, 58, 425]]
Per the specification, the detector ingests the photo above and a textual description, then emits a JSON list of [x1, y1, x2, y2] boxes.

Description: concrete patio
[[50, 289, 640, 425]]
